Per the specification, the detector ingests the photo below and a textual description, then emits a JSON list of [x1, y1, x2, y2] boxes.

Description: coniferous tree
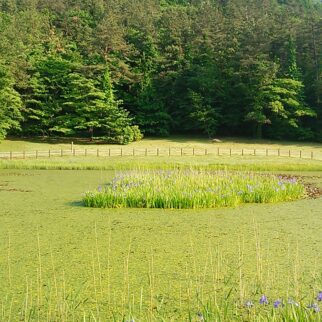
[[101, 68, 142, 144]]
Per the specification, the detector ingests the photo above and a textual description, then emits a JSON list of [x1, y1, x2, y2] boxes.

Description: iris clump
[[83, 170, 305, 209], [307, 303, 320, 313], [273, 299, 283, 308], [317, 291, 322, 301], [243, 293, 321, 312], [259, 295, 269, 305], [256, 293, 321, 311]]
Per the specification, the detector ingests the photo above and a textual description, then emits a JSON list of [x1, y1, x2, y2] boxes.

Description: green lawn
[[1, 136, 322, 152], [0, 169, 321, 321]]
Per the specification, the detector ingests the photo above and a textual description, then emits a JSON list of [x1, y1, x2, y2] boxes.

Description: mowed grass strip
[[1, 136, 322, 152], [1, 155, 322, 171], [83, 170, 305, 209]]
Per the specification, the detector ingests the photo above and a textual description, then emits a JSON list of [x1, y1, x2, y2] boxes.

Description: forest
[[0, 0, 321, 144]]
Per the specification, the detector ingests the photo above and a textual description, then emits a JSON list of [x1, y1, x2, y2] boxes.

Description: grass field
[[1, 155, 322, 172], [1, 136, 322, 152], [0, 137, 321, 321]]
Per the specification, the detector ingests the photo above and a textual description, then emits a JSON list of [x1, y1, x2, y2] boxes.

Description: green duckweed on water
[[0, 169, 321, 321]]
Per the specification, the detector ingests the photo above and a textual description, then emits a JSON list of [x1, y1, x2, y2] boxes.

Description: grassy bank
[[1, 155, 322, 171], [1, 136, 322, 152]]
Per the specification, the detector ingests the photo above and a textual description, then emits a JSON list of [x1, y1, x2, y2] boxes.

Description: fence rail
[[0, 147, 321, 161]]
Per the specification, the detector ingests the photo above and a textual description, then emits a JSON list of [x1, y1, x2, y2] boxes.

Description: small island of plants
[[83, 170, 305, 209]]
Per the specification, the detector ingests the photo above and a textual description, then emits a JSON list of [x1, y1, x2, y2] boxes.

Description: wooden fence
[[0, 147, 321, 161]]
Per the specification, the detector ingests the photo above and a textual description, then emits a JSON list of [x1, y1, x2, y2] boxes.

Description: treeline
[[0, 0, 321, 143]]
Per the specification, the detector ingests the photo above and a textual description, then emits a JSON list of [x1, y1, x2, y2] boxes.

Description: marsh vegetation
[[83, 170, 305, 209]]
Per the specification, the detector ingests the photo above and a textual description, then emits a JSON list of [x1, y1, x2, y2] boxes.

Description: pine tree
[[22, 56, 73, 136], [23, 72, 52, 136], [100, 68, 142, 144]]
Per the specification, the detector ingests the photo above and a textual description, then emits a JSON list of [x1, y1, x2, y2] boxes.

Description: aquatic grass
[[83, 170, 305, 209]]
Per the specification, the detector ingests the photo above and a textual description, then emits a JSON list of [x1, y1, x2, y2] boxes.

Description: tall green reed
[[83, 170, 305, 209], [1, 222, 321, 321]]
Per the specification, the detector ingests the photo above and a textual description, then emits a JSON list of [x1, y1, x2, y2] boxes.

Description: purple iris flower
[[307, 303, 320, 313], [273, 299, 283, 308], [317, 291, 322, 301], [259, 295, 269, 305]]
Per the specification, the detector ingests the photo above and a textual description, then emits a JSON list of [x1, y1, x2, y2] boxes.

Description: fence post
[[97, 149, 99, 157], [85, 149, 87, 157], [108, 148, 111, 157], [71, 141, 73, 152], [230, 148, 232, 156], [10, 151, 12, 160], [254, 149, 256, 156], [289, 150, 291, 157], [169, 147, 171, 156], [157, 148, 159, 156], [218, 147, 220, 156], [61, 149, 63, 157], [181, 148, 183, 156], [133, 148, 135, 156], [36, 150, 38, 159], [145, 148, 148, 156], [300, 150, 302, 158], [278, 149, 280, 157], [311, 151, 313, 159], [193, 148, 195, 156], [242, 149, 244, 156], [205, 148, 207, 155], [266, 149, 268, 156]]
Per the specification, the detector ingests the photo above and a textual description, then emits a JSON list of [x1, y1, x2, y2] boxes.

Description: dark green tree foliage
[[136, 75, 171, 136], [100, 68, 142, 144], [23, 56, 72, 136], [131, 32, 172, 136], [23, 54, 141, 143], [264, 78, 316, 139], [0, 63, 22, 139], [264, 36, 316, 139], [0, 0, 321, 142]]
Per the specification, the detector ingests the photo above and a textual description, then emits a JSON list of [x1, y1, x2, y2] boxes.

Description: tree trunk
[[89, 127, 93, 141]]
